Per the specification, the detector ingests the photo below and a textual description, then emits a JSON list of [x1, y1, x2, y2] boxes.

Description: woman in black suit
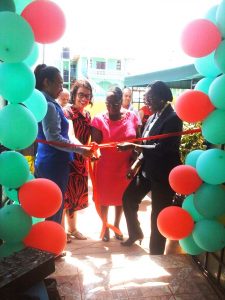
[[118, 81, 183, 255]]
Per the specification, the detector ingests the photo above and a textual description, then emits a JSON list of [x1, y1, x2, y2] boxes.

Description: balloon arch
[[0, 0, 225, 258]]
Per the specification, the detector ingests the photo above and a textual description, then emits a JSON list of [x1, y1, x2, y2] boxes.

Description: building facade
[[61, 47, 133, 99]]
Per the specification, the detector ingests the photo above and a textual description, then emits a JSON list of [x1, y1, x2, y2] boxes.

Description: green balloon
[[215, 40, 225, 73], [194, 78, 214, 95], [32, 217, 45, 224], [0, 104, 37, 150], [0, 242, 25, 258], [209, 74, 225, 109], [0, 204, 32, 242], [3, 186, 19, 203], [8, 173, 35, 203], [27, 173, 35, 181], [194, 51, 221, 78], [3, 173, 34, 204], [15, 0, 32, 14], [23, 43, 39, 67], [0, 0, 16, 12], [196, 149, 225, 185], [0, 62, 35, 103], [194, 183, 225, 218], [182, 194, 204, 222], [204, 5, 218, 24], [202, 109, 225, 145], [23, 89, 47, 122], [193, 219, 225, 252], [216, 0, 225, 38], [0, 12, 34, 63], [0, 151, 29, 188], [179, 234, 204, 255], [185, 150, 204, 168]]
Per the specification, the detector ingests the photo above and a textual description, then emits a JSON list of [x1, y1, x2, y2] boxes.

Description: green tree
[[180, 122, 206, 163]]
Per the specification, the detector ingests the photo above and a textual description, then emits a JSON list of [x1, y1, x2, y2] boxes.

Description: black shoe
[[114, 233, 124, 241], [121, 234, 143, 247]]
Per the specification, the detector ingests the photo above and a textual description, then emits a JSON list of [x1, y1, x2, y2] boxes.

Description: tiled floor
[[52, 186, 221, 300]]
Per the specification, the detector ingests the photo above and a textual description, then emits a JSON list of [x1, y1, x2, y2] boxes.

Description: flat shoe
[[114, 233, 124, 241], [102, 228, 110, 242], [67, 233, 72, 243], [102, 235, 110, 242], [69, 230, 87, 240]]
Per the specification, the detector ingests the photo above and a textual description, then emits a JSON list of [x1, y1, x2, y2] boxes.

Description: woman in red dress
[[62, 80, 93, 241]]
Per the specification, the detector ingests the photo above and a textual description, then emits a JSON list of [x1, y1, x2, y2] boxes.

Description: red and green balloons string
[[0, 0, 67, 258], [158, 1, 225, 255]]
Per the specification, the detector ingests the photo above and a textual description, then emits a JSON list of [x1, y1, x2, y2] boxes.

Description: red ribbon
[[36, 127, 202, 238], [36, 128, 202, 151]]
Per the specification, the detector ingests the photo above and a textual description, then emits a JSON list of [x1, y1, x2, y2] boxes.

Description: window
[[96, 61, 106, 69], [116, 60, 121, 70], [62, 47, 70, 59], [63, 69, 69, 82], [70, 64, 76, 81]]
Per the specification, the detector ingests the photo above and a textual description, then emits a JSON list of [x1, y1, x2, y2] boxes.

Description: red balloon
[[169, 165, 203, 195], [19, 178, 62, 218], [175, 90, 215, 122], [157, 206, 194, 240], [181, 19, 221, 58], [21, 0, 66, 43], [24, 221, 66, 255]]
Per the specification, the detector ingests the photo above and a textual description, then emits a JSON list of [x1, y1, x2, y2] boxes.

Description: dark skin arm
[[91, 126, 103, 144], [127, 155, 144, 179], [91, 126, 102, 160]]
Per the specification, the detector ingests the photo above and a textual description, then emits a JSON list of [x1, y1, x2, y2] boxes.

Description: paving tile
[[141, 285, 172, 297], [55, 275, 81, 300], [138, 297, 175, 300], [174, 294, 220, 300], [54, 257, 79, 276], [51, 191, 220, 300]]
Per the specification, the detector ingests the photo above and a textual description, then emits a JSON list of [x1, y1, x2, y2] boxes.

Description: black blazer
[[141, 104, 183, 182]]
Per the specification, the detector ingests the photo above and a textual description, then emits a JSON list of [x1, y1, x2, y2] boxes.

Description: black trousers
[[122, 173, 174, 255]]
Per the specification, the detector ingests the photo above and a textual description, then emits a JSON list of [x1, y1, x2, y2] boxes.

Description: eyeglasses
[[77, 92, 91, 100]]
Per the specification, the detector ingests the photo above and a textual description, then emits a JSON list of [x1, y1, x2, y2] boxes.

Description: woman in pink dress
[[91, 87, 140, 241]]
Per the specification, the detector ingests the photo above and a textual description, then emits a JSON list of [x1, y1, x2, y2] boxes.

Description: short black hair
[[148, 81, 173, 102], [108, 86, 122, 102]]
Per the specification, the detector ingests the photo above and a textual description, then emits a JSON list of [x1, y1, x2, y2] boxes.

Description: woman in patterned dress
[[61, 80, 93, 240]]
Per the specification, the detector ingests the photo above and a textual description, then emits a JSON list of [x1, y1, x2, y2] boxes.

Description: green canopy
[[124, 64, 202, 89]]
